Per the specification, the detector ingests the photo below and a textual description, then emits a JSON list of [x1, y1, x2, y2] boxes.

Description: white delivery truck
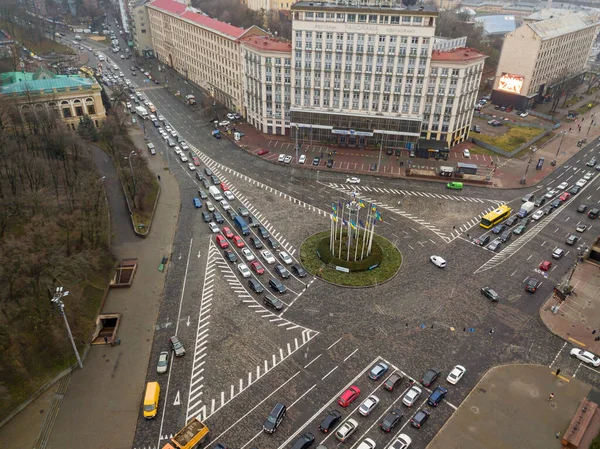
[[209, 186, 222, 201], [517, 201, 535, 218], [135, 106, 149, 119]]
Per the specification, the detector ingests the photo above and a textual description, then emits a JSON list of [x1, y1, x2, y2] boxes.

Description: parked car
[[446, 365, 466, 384], [410, 409, 430, 429], [169, 335, 185, 357], [427, 387, 447, 407], [369, 362, 389, 380], [319, 410, 342, 433]]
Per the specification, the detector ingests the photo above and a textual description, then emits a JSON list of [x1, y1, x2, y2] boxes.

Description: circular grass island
[[299, 231, 402, 287]]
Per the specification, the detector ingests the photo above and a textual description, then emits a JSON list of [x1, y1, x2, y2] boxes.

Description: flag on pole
[[375, 211, 382, 221], [359, 219, 365, 228], [331, 214, 338, 222], [359, 199, 366, 208], [371, 204, 377, 212], [350, 220, 357, 230], [332, 203, 337, 212], [342, 219, 348, 226]]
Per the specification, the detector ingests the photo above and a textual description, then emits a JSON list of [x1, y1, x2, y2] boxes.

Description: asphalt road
[[74, 30, 600, 449]]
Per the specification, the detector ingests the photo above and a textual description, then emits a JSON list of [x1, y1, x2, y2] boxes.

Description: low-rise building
[[241, 35, 292, 135], [0, 68, 106, 130]]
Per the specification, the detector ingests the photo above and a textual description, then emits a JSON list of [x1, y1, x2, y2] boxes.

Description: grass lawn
[[577, 102, 596, 115], [0, 19, 75, 55], [476, 125, 545, 152], [300, 231, 402, 287], [467, 145, 501, 157]]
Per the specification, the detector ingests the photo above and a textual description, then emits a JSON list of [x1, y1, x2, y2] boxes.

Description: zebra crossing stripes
[[328, 183, 497, 203], [446, 205, 502, 241]]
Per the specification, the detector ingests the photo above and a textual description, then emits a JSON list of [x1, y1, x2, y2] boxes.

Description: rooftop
[[474, 14, 517, 35], [528, 11, 600, 40], [524, 8, 576, 22], [0, 71, 97, 95], [241, 35, 292, 53], [292, 0, 437, 13], [149, 0, 248, 39], [430, 47, 487, 63]]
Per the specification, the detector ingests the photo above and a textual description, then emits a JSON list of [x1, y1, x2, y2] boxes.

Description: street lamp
[[377, 141, 383, 172], [551, 131, 566, 166], [294, 124, 301, 162], [520, 155, 533, 185], [51, 287, 83, 369], [125, 151, 137, 207]]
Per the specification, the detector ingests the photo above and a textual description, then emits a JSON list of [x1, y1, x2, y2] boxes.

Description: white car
[[391, 435, 411, 449], [237, 263, 251, 278], [402, 385, 422, 407], [278, 154, 286, 162], [180, 155, 188, 162], [446, 365, 466, 385], [298, 154, 306, 164], [226, 113, 236, 120], [520, 112, 529, 118], [358, 395, 379, 416], [224, 191, 235, 201], [156, 351, 169, 373], [165, 125, 172, 131], [575, 178, 587, 187], [584, 171, 594, 180], [284, 155, 292, 164], [170, 130, 178, 138], [545, 189, 557, 199], [208, 222, 219, 233], [157, 114, 165, 122], [570, 348, 600, 367], [531, 210, 545, 221], [261, 249, 276, 264], [463, 149, 470, 158], [205, 201, 215, 212], [188, 163, 196, 171], [242, 247, 255, 261], [356, 438, 376, 449], [219, 120, 230, 127], [279, 251, 293, 265], [221, 200, 231, 210], [430, 255, 447, 268], [346, 177, 361, 184], [557, 182, 569, 190]]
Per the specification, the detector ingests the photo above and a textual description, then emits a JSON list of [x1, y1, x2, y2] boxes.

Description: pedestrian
[[466, 233, 470, 239], [569, 127, 572, 132], [104, 336, 108, 344], [593, 329, 597, 335], [549, 393, 555, 401], [556, 432, 561, 439], [157, 174, 161, 181], [453, 225, 456, 230], [556, 368, 561, 376], [489, 329, 494, 334]]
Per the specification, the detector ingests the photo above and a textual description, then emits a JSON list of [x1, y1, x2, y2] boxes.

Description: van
[[147, 143, 156, 155], [234, 215, 250, 236], [209, 186, 222, 201], [589, 208, 599, 219], [143, 382, 160, 419], [446, 182, 463, 190]]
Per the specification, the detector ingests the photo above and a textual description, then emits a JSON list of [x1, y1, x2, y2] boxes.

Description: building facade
[[0, 68, 106, 130], [492, 12, 600, 109], [129, 0, 154, 58], [289, 1, 437, 152], [241, 35, 292, 135], [147, 0, 267, 112]]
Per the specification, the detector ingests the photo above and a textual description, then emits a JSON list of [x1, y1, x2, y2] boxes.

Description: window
[[402, 16, 411, 24], [369, 15, 377, 23], [379, 15, 389, 23], [347, 13, 356, 22], [358, 14, 367, 22], [391, 16, 400, 24]]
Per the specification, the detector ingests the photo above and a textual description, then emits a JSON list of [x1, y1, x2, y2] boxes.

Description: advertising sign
[[498, 73, 524, 94]]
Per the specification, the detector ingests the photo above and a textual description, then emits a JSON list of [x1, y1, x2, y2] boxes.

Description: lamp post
[[125, 151, 137, 207], [377, 141, 383, 172], [51, 287, 83, 369], [294, 124, 300, 162], [552, 131, 565, 166], [520, 155, 532, 185]]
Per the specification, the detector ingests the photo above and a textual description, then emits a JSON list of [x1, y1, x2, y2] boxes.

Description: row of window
[[294, 11, 434, 27]]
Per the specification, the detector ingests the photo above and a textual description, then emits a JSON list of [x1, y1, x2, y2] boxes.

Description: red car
[[338, 386, 360, 407], [216, 235, 229, 249], [250, 261, 265, 275], [192, 156, 201, 166], [233, 236, 245, 248], [559, 192, 571, 202], [257, 148, 269, 156], [222, 227, 234, 239], [540, 260, 552, 271], [220, 182, 229, 191]]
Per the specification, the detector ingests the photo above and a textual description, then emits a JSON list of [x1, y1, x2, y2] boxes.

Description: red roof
[[241, 35, 292, 53], [431, 47, 487, 63], [149, 0, 246, 39]]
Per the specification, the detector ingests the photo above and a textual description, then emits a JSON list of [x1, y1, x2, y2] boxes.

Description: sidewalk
[[540, 260, 600, 354], [0, 126, 181, 449], [140, 61, 600, 189]]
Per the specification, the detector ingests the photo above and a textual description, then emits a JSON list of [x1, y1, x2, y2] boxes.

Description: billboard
[[498, 73, 524, 94]]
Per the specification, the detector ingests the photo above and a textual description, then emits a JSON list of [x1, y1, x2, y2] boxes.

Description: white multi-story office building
[[241, 35, 292, 135], [289, 0, 438, 152], [129, 0, 154, 59]]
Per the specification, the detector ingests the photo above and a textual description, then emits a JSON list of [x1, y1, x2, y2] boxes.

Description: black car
[[542, 205, 553, 215], [264, 295, 284, 310], [266, 237, 280, 249], [291, 432, 315, 449], [370, 163, 378, 171], [504, 216, 519, 227], [326, 159, 334, 168], [410, 409, 430, 429], [522, 193, 535, 203], [291, 264, 307, 277], [569, 185, 581, 195], [474, 235, 490, 246], [481, 287, 499, 302], [263, 402, 286, 433], [196, 173, 206, 182], [227, 210, 238, 220], [224, 249, 237, 263], [238, 206, 250, 217], [384, 373, 404, 391], [248, 277, 264, 293], [525, 277, 541, 293], [421, 368, 440, 387], [380, 409, 403, 432], [213, 212, 224, 223], [248, 215, 260, 227], [577, 204, 588, 213], [250, 236, 263, 249], [550, 199, 562, 209], [319, 410, 342, 433], [204, 167, 213, 176], [211, 175, 220, 184], [258, 226, 270, 239], [202, 178, 211, 189], [533, 197, 546, 207], [274, 264, 290, 279], [269, 278, 287, 294], [201, 211, 211, 222]]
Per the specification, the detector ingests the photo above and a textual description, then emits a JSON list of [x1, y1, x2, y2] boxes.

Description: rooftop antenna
[[402, 0, 417, 8]]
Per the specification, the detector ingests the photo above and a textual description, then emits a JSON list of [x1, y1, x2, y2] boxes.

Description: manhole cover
[[551, 403, 556, 409], [478, 388, 487, 393], [471, 406, 480, 414], [571, 324, 576, 328]]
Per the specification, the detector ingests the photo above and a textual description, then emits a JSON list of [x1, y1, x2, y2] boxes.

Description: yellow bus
[[480, 204, 512, 229], [78, 66, 95, 78]]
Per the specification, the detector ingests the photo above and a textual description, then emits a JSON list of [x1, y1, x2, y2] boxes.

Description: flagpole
[[330, 214, 334, 252], [338, 202, 345, 258], [354, 206, 360, 261], [368, 218, 375, 255], [361, 205, 371, 260], [347, 218, 351, 261]]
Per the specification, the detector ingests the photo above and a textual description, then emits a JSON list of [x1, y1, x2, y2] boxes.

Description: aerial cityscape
[[0, 0, 600, 447]]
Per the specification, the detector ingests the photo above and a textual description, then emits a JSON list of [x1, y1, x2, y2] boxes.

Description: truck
[[208, 186, 222, 201], [234, 215, 250, 236], [455, 162, 478, 175], [162, 417, 209, 449], [517, 201, 535, 218], [135, 106, 149, 119]]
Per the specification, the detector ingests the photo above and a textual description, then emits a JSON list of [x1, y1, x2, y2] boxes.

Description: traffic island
[[299, 231, 402, 287]]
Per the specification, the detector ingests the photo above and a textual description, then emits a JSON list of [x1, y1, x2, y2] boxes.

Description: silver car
[[402, 385, 422, 407], [208, 222, 219, 233], [358, 395, 379, 416], [157, 351, 169, 373]]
